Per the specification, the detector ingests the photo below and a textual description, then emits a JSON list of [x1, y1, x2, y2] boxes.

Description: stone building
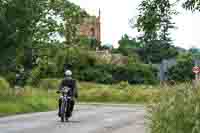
[[78, 9, 101, 43]]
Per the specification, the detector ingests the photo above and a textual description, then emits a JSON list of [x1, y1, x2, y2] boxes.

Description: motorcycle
[[57, 87, 72, 122]]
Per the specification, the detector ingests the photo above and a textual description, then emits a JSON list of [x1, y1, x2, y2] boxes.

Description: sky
[[70, 0, 200, 49]]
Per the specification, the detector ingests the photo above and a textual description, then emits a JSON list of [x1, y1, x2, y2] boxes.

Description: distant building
[[78, 9, 101, 43]]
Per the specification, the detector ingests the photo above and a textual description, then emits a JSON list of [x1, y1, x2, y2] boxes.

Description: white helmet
[[65, 70, 72, 77]]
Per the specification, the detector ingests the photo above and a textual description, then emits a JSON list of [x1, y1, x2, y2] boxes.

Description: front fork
[[60, 95, 67, 114]]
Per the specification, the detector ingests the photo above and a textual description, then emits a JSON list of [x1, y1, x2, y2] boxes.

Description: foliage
[[60, 1, 89, 45], [77, 66, 113, 84], [168, 53, 194, 81], [0, 0, 88, 76], [76, 63, 157, 84], [26, 67, 42, 86], [4, 72, 16, 86], [112, 64, 158, 84], [148, 84, 200, 133], [78, 82, 161, 103], [78, 36, 91, 49], [39, 79, 61, 90], [183, 0, 200, 11], [27, 46, 157, 85], [0, 81, 162, 116], [0, 87, 57, 116], [118, 34, 142, 56], [0, 77, 10, 95], [137, 40, 178, 63], [134, 0, 178, 63]]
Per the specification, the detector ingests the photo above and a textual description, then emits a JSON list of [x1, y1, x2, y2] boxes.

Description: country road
[[0, 105, 147, 133]]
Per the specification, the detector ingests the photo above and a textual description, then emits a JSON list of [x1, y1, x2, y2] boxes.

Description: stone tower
[[78, 9, 101, 43]]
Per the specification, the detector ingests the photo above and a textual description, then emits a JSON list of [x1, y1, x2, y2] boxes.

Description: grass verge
[[0, 80, 161, 116], [148, 83, 200, 133]]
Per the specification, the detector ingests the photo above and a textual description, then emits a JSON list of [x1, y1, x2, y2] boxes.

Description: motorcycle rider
[[57, 70, 78, 118]]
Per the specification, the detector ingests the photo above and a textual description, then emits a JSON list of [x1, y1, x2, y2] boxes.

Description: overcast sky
[[70, 0, 200, 49]]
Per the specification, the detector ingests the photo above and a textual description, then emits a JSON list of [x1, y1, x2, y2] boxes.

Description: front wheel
[[65, 101, 70, 122], [60, 101, 66, 122]]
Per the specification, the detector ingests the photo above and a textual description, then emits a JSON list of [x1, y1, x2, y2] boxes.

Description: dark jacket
[[59, 77, 78, 98]]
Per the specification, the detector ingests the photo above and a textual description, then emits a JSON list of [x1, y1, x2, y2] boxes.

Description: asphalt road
[[0, 105, 147, 133]]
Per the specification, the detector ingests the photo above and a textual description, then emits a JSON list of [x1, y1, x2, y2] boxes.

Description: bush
[[168, 54, 194, 82], [116, 81, 130, 89], [26, 67, 41, 86], [76, 63, 157, 85], [77, 67, 113, 84], [4, 72, 16, 86], [0, 77, 10, 95], [13, 47, 158, 85], [39, 79, 61, 90], [148, 84, 200, 133], [113, 64, 157, 84]]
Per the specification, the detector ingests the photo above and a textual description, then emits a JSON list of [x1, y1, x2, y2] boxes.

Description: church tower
[[78, 8, 101, 44]]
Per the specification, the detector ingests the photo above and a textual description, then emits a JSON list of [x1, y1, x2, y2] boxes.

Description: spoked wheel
[[60, 102, 66, 122], [65, 102, 70, 122]]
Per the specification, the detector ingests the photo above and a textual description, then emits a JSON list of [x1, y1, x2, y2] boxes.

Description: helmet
[[65, 70, 72, 77]]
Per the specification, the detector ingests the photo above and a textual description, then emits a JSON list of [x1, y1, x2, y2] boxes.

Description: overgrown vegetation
[[168, 53, 194, 81], [148, 83, 200, 133], [0, 77, 161, 116], [5, 46, 158, 86]]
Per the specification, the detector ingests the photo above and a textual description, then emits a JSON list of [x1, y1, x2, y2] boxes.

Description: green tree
[[134, 0, 178, 63], [183, 0, 200, 11], [0, 0, 88, 70], [118, 34, 142, 56], [168, 53, 194, 81]]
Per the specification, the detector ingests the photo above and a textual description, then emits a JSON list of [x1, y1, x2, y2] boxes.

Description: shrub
[[168, 54, 194, 82], [39, 79, 61, 90], [4, 72, 16, 86], [0, 77, 10, 95], [148, 84, 200, 133], [76, 63, 157, 85], [113, 64, 157, 84], [95, 72, 113, 84], [26, 67, 41, 86], [116, 81, 130, 89], [14, 47, 158, 85]]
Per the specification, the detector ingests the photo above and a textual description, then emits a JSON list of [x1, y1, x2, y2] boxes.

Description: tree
[[0, 0, 88, 79], [168, 53, 194, 81], [134, 0, 178, 63], [118, 34, 142, 56], [183, 0, 200, 11]]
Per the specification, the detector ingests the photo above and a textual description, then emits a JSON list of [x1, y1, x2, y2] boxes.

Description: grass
[[2, 78, 199, 133], [148, 83, 200, 133], [0, 80, 162, 116], [78, 82, 161, 104], [0, 86, 57, 117]]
